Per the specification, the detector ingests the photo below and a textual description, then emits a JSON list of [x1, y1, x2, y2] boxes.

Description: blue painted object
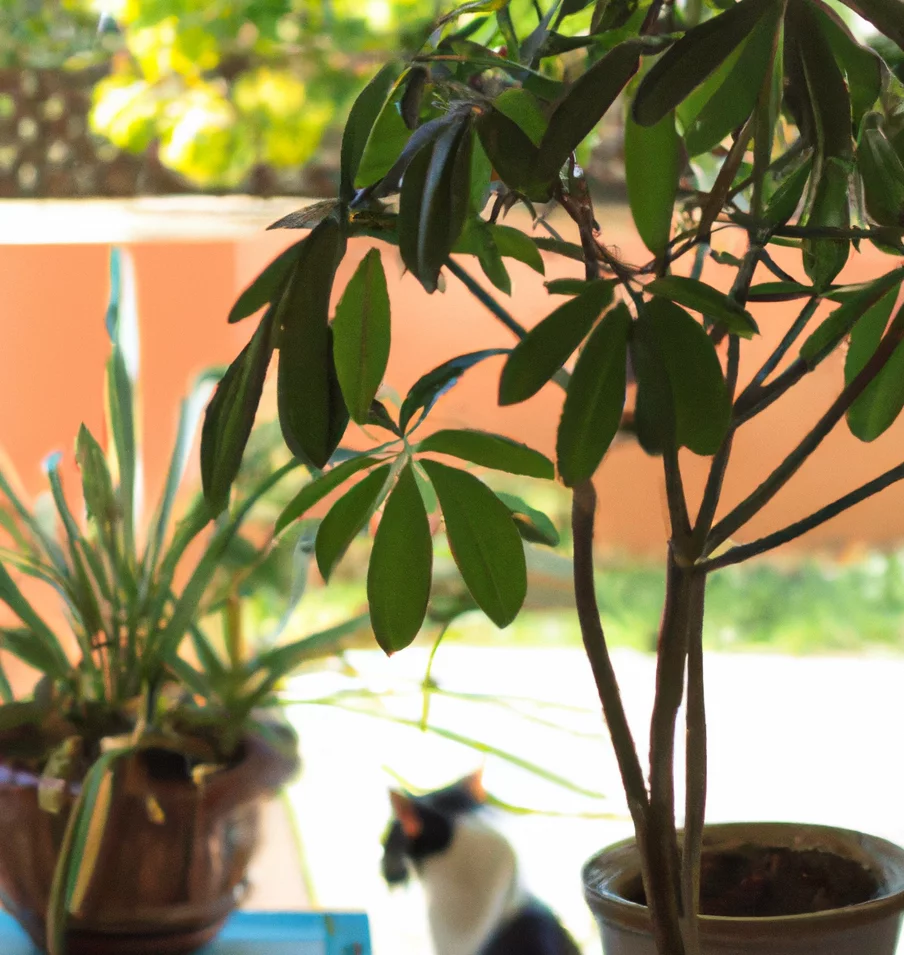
[[0, 911, 372, 955]]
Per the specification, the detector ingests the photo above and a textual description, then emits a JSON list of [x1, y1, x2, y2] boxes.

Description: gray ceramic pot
[[583, 822, 904, 955]]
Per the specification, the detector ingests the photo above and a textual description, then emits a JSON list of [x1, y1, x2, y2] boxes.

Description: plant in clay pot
[[201, 0, 904, 952], [0, 249, 387, 955]]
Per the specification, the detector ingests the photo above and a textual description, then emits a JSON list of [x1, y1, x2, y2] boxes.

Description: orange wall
[[2, 213, 903, 561]]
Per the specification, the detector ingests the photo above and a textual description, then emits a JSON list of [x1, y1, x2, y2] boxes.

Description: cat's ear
[[460, 768, 487, 803], [390, 791, 423, 839]]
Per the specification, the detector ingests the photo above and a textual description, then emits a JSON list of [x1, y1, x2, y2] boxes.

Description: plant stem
[[445, 259, 528, 340], [742, 297, 820, 395], [681, 570, 707, 955], [733, 357, 808, 425], [647, 552, 695, 955], [571, 482, 648, 816], [706, 307, 904, 555], [699, 461, 904, 572], [572, 481, 690, 955]]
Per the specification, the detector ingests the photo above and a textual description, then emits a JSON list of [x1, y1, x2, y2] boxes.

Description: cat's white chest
[[418, 814, 526, 955]]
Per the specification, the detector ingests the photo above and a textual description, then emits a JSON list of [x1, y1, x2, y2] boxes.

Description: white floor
[[281, 647, 904, 955]]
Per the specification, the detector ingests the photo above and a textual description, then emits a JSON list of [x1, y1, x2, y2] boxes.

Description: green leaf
[[494, 492, 560, 547], [0, 564, 70, 679], [277, 217, 349, 469], [340, 63, 402, 201], [47, 747, 130, 955], [400, 349, 509, 433], [800, 268, 904, 365], [493, 88, 548, 146], [532, 237, 586, 262], [836, 0, 904, 55], [355, 98, 411, 189], [634, 299, 731, 455], [625, 110, 680, 257], [201, 306, 276, 515], [76, 425, 118, 538], [276, 455, 382, 534], [104, 248, 140, 554], [747, 281, 814, 302], [399, 120, 472, 293], [646, 277, 759, 337], [499, 281, 615, 405], [422, 460, 526, 628], [332, 249, 391, 423], [846, 294, 904, 440], [545, 278, 597, 295], [763, 155, 813, 226], [267, 200, 342, 232], [537, 39, 642, 181], [417, 429, 554, 479], [438, 0, 512, 25], [228, 242, 303, 324], [0, 627, 69, 681], [633, 0, 776, 126], [556, 303, 631, 485], [315, 464, 391, 581], [810, 0, 882, 125], [476, 108, 548, 202], [367, 463, 433, 654], [682, 5, 780, 157], [490, 225, 545, 275]]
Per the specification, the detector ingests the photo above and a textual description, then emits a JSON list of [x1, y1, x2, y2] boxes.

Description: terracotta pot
[[583, 822, 904, 955], [0, 734, 298, 954]]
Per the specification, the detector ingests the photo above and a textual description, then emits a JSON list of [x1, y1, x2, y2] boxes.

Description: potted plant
[[0, 248, 383, 955], [201, 0, 904, 953]]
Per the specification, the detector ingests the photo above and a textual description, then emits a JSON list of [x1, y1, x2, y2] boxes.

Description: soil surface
[[626, 846, 880, 917]]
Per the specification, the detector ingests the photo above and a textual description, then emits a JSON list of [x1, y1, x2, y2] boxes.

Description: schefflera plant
[[202, 0, 904, 952]]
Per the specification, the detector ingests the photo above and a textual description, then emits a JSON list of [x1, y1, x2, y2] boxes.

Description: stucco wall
[[1, 201, 902, 560]]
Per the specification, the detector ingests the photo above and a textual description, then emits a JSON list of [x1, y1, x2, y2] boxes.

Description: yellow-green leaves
[[332, 249, 391, 423], [277, 217, 349, 469], [399, 119, 473, 293], [625, 110, 680, 258], [632, 0, 776, 127], [557, 303, 632, 485], [368, 463, 432, 654], [633, 299, 731, 455], [499, 281, 615, 404], [845, 291, 904, 440], [421, 460, 527, 628]]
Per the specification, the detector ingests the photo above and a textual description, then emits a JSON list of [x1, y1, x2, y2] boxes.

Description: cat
[[382, 770, 583, 955]]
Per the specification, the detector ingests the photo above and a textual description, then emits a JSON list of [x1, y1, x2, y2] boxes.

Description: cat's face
[[381, 770, 487, 886]]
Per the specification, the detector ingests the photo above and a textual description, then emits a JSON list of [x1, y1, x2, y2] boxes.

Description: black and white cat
[[382, 771, 582, 955]]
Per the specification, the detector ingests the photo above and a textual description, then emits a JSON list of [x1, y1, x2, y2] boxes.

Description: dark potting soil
[[625, 846, 880, 917]]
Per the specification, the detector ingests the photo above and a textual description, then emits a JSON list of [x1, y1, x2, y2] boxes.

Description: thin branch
[[699, 462, 904, 572], [571, 481, 649, 817], [706, 308, 904, 555], [681, 570, 707, 955], [727, 212, 904, 241], [733, 357, 808, 425], [446, 258, 528, 340], [741, 297, 820, 396]]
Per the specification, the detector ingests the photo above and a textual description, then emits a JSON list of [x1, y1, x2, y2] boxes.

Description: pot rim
[[583, 821, 904, 941]]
